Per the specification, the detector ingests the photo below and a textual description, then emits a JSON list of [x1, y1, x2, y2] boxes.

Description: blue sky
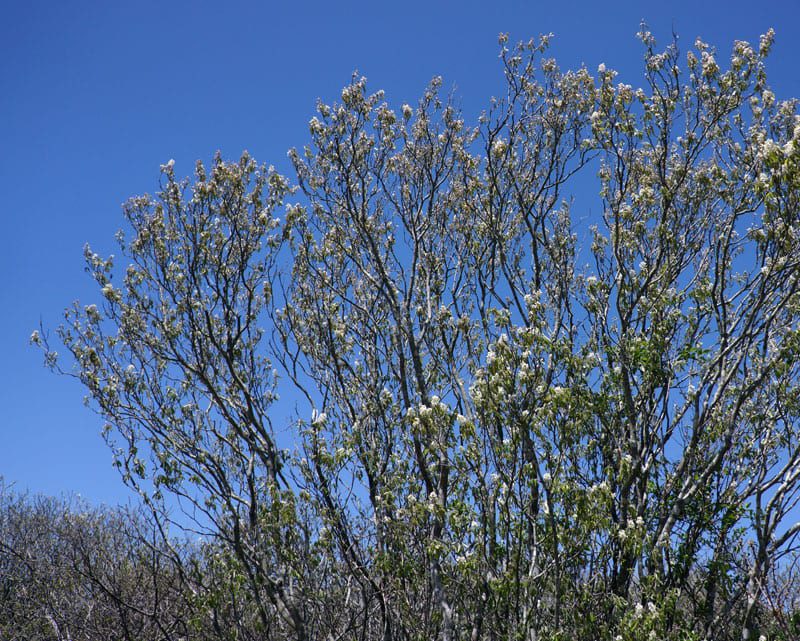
[[2, 0, 800, 507]]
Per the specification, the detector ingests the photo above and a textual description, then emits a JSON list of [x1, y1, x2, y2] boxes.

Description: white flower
[[598, 63, 606, 73], [760, 138, 779, 158], [402, 104, 413, 120], [701, 52, 718, 76], [101, 283, 119, 302], [341, 84, 361, 104], [311, 410, 327, 426], [309, 116, 324, 134], [491, 138, 508, 156], [29, 330, 40, 345]]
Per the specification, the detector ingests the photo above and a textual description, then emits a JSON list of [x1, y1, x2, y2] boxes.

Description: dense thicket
[[0, 482, 189, 640], [24, 28, 800, 640], [0, 482, 288, 641]]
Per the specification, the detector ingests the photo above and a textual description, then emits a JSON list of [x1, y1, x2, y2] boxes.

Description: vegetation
[[13, 27, 800, 640]]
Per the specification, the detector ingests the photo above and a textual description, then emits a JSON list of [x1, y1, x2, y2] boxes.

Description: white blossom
[[491, 138, 508, 156]]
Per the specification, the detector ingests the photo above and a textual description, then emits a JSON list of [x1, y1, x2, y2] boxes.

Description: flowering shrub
[[38, 27, 800, 641]]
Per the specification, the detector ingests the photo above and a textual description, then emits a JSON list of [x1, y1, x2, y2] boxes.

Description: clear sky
[[2, 0, 799, 507]]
